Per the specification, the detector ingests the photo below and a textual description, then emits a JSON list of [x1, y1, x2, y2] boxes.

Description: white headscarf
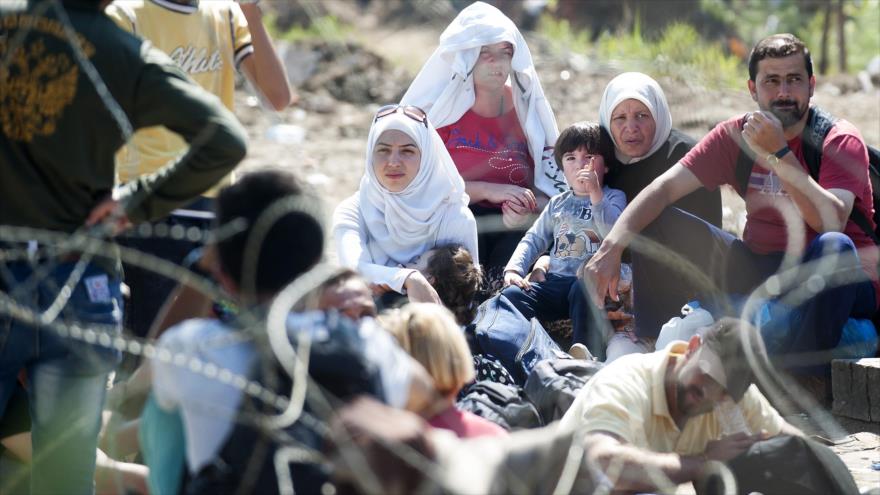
[[400, 1, 565, 196], [359, 110, 469, 265], [598, 72, 673, 164]]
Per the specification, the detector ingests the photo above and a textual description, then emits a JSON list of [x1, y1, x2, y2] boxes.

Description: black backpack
[[456, 381, 542, 430], [523, 358, 604, 424], [727, 434, 859, 495], [735, 106, 880, 244]]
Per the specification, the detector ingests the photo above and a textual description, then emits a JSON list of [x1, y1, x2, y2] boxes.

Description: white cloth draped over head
[[400, 1, 566, 197], [359, 110, 469, 265], [598, 72, 673, 164]]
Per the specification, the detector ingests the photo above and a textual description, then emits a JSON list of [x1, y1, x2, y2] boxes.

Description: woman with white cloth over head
[[333, 105, 479, 304], [401, 1, 565, 282]]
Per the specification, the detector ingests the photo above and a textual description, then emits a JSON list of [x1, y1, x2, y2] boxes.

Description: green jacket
[[0, 0, 247, 233]]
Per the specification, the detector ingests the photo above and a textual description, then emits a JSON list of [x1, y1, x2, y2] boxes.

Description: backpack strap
[[734, 115, 755, 196], [801, 106, 837, 180], [801, 108, 880, 245]]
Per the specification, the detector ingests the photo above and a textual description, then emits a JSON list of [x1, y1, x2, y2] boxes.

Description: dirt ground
[[234, 23, 880, 490]]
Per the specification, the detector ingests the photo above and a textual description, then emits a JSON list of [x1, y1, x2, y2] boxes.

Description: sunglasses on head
[[374, 105, 429, 128]]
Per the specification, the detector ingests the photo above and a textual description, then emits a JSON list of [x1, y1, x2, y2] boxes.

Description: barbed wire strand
[[2, 1, 876, 494]]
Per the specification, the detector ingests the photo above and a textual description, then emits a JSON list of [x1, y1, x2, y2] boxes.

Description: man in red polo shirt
[[585, 34, 877, 373]]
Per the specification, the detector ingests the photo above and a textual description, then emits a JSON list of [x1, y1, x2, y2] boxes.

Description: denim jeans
[[0, 259, 123, 494], [501, 273, 610, 360], [629, 207, 876, 373]]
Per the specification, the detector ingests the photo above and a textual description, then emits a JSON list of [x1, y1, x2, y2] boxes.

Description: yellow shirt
[[559, 342, 785, 455], [107, 0, 252, 195]]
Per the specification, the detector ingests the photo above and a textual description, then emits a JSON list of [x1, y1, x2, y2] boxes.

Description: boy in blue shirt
[[502, 122, 627, 360]]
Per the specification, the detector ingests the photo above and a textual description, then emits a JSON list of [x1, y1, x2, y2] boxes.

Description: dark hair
[[553, 121, 614, 167], [748, 33, 813, 81], [701, 318, 770, 402], [215, 169, 324, 298], [424, 244, 481, 325]]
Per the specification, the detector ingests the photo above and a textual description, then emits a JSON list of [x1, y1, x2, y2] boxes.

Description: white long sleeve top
[[333, 194, 479, 293]]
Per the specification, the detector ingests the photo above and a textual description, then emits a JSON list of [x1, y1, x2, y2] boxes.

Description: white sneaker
[[568, 343, 593, 361]]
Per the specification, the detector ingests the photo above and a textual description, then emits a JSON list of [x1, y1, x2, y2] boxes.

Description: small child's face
[[561, 146, 606, 196]]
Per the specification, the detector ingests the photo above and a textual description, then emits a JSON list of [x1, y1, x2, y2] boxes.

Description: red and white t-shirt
[[681, 115, 878, 296], [438, 108, 534, 208]]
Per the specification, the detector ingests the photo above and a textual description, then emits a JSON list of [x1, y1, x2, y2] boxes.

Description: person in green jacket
[[0, 0, 246, 492]]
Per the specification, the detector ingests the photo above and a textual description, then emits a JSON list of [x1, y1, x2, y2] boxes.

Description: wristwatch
[[765, 145, 790, 167]]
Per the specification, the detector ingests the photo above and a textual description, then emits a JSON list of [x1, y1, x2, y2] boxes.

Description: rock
[[857, 71, 874, 93], [284, 40, 410, 105], [265, 124, 306, 144], [867, 55, 880, 84], [832, 358, 880, 423], [280, 43, 322, 87]]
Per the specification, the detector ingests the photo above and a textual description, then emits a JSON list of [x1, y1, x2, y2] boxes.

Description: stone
[[832, 358, 879, 423]]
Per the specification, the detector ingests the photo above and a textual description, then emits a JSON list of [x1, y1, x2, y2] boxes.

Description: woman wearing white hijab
[[597, 72, 721, 361], [599, 72, 721, 227], [401, 1, 564, 277], [333, 106, 478, 304]]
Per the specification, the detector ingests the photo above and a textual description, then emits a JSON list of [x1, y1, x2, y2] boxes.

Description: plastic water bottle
[[716, 397, 751, 436], [655, 301, 715, 350]]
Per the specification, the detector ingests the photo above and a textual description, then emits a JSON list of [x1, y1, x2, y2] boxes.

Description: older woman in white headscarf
[[401, 1, 564, 277], [599, 72, 721, 227], [597, 72, 722, 361], [333, 106, 478, 304]]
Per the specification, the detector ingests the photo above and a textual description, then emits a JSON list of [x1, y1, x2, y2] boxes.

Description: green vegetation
[[536, 15, 591, 55], [264, 13, 352, 43], [801, 0, 880, 74], [537, 15, 743, 89], [701, 0, 879, 75], [536, 0, 878, 87]]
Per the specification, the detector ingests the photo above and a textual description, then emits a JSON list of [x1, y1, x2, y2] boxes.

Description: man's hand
[[404, 271, 442, 304], [741, 111, 787, 166], [704, 432, 764, 462], [503, 270, 530, 290], [85, 197, 132, 236], [582, 243, 623, 305]]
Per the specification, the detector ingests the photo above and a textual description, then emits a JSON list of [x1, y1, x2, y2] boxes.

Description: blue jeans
[[501, 273, 609, 360], [0, 260, 123, 494], [630, 207, 876, 372]]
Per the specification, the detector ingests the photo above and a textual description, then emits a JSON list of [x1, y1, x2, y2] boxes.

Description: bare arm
[[238, 3, 294, 110], [585, 431, 705, 492], [763, 153, 852, 232], [585, 164, 703, 304]]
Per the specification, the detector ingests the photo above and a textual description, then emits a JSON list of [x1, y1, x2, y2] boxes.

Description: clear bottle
[[715, 397, 751, 436], [655, 301, 715, 350]]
